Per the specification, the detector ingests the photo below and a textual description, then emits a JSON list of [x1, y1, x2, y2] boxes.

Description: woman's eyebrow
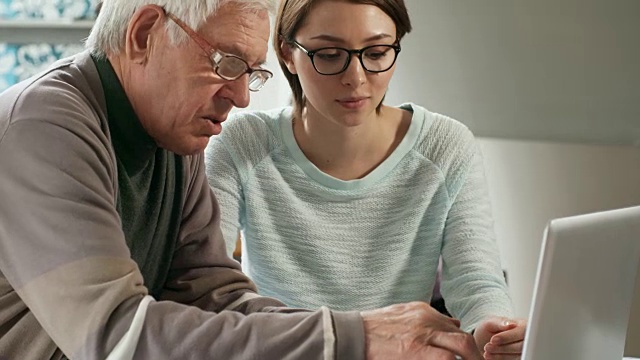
[[308, 33, 394, 42]]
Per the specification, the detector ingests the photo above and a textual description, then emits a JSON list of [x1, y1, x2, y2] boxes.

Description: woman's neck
[[292, 105, 410, 180]]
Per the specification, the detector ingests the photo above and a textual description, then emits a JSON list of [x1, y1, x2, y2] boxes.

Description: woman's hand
[[473, 316, 527, 359]]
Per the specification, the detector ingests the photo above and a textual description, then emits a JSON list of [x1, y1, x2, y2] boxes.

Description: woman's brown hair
[[274, 0, 412, 120]]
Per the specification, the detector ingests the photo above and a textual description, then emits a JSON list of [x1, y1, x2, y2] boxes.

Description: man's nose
[[224, 75, 251, 109]]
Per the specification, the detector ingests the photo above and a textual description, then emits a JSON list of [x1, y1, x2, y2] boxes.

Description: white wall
[[388, 0, 640, 145], [479, 138, 640, 355]]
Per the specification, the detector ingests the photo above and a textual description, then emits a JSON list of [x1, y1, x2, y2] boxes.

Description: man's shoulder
[[0, 51, 106, 142], [0, 52, 102, 116]]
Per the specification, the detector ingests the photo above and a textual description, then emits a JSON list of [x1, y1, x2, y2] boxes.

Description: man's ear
[[280, 39, 297, 75], [125, 5, 165, 64]]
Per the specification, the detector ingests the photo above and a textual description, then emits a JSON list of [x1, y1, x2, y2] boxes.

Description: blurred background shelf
[[0, 19, 93, 28], [0, 19, 94, 43]]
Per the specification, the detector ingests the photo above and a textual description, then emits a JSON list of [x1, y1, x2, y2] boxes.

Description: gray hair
[[86, 0, 277, 57]]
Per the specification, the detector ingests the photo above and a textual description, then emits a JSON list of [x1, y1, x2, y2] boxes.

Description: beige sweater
[[0, 51, 364, 360]]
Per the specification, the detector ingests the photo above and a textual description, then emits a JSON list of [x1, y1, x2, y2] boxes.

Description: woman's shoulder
[[400, 103, 479, 170], [222, 107, 291, 139], [399, 103, 473, 140], [206, 106, 292, 168]]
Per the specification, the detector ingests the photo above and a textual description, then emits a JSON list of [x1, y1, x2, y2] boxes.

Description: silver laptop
[[522, 206, 640, 360]]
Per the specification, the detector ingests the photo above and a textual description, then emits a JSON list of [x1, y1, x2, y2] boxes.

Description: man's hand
[[361, 302, 483, 360], [473, 317, 527, 359]]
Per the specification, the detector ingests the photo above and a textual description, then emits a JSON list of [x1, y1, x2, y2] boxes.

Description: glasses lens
[[215, 55, 248, 80], [248, 70, 272, 92], [362, 45, 397, 72], [312, 48, 349, 75]]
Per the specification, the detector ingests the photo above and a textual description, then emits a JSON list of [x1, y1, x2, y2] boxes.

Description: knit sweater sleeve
[[426, 116, 514, 332], [204, 109, 284, 257], [205, 135, 245, 257], [136, 152, 366, 359]]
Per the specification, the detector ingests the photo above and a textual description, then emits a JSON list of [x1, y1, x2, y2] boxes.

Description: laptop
[[522, 206, 640, 360]]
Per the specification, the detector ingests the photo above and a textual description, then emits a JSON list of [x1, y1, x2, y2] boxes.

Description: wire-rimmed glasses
[[165, 11, 273, 91], [289, 39, 401, 76]]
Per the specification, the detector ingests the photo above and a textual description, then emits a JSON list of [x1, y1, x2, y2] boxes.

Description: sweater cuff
[[228, 294, 287, 314], [332, 310, 365, 360]]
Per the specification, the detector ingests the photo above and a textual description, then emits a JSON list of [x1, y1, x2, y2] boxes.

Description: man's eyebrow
[[223, 44, 267, 67], [309, 33, 394, 43]]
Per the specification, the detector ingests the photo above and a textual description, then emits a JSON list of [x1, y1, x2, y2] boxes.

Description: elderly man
[[0, 1, 482, 359]]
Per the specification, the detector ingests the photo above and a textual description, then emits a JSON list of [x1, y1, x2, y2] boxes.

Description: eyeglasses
[[289, 39, 401, 76], [165, 11, 273, 91]]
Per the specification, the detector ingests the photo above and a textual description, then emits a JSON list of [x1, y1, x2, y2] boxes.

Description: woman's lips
[[336, 97, 369, 109]]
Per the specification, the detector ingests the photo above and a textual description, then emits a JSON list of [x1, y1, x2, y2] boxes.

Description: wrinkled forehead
[[200, 4, 271, 65]]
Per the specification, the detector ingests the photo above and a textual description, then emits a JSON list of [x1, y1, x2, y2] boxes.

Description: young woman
[[206, 0, 526, 357]]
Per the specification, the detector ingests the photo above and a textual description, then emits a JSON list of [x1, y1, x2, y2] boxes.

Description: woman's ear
[[280, 40, 297, 75]]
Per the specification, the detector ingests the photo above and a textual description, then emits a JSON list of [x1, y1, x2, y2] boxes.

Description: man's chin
[[158, 140, 209, 156]]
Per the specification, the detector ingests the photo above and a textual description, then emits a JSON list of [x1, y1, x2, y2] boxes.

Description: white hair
[[86, 0, 277, 57]]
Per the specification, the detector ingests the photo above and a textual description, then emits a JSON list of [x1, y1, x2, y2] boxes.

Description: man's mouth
[[205, 117, 220, 124]]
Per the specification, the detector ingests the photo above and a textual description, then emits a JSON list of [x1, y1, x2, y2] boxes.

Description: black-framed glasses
[[165, 11, 273, 91], [290, 39, 401, 76]]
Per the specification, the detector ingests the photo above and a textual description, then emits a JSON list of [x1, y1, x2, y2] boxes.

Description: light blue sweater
[[205, 103, 513, 331]]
